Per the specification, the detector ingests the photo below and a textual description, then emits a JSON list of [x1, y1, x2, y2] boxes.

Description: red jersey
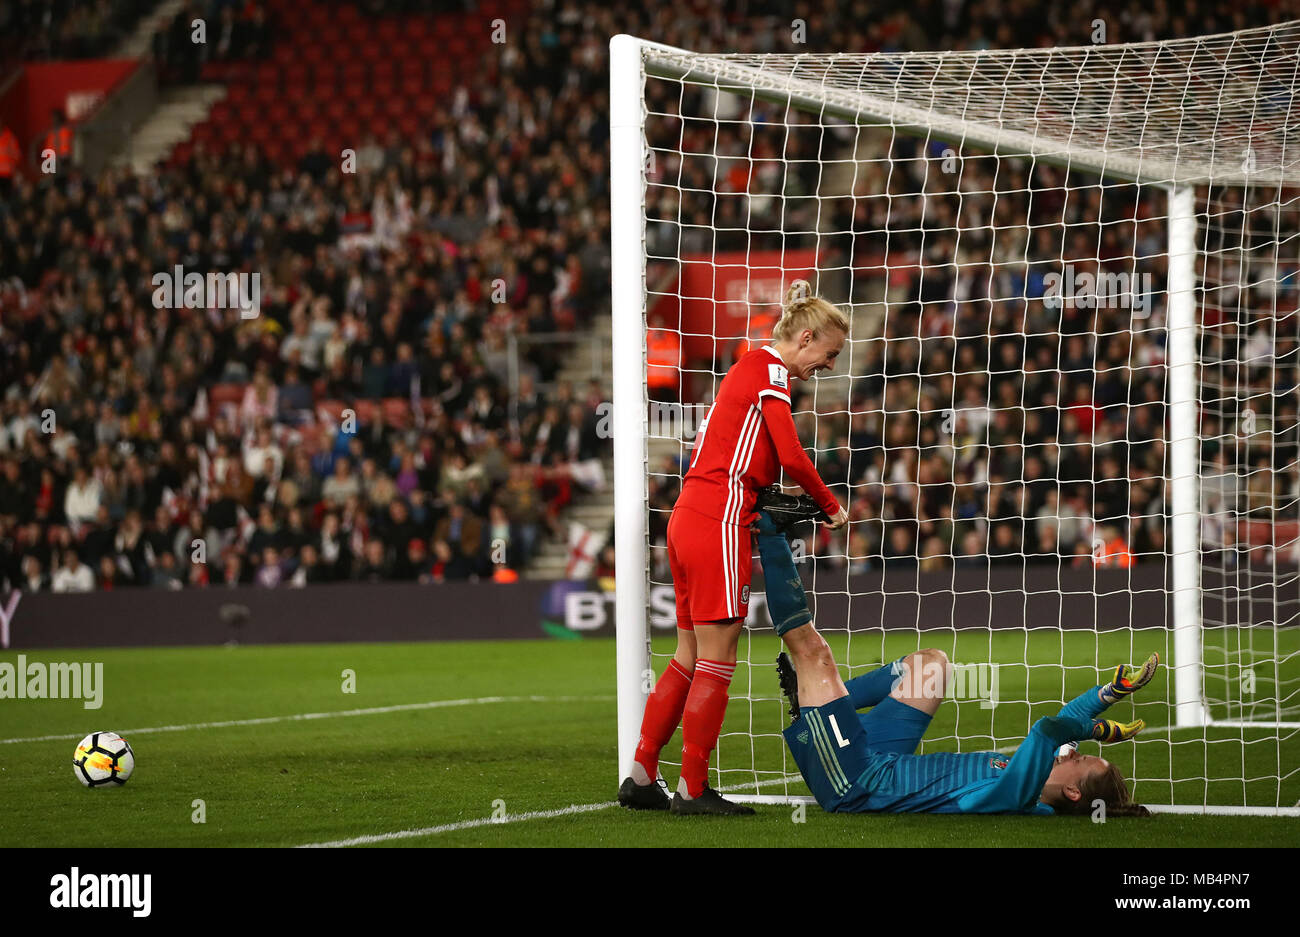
[[675, 346, 839, 527]]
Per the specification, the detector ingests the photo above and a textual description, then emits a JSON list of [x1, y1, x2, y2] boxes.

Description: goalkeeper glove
[[1099, 652, 1160, 706], [1092, 718, 1145, 743]]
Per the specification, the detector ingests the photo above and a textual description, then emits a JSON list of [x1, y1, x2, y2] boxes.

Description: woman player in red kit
[[619, 280, 851, 814]]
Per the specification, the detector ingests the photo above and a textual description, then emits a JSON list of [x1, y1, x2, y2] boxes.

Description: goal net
[[610, 24, 1300, 816]]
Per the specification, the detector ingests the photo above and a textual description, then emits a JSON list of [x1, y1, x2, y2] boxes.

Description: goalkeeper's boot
[[1092, 718, 1146, 743], [618, 776, 671, 810], [776, 652, 801, 724], [753, 486, 829, 534], [1100, 652, 1160, 705], [670, 786, 756, 816]]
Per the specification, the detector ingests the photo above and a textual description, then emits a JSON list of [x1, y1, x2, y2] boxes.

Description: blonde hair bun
[[773, 280, 849, 342]]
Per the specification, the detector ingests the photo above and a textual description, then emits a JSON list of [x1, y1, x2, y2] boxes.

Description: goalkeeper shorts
[[858, 697, 934, 756], [782, 695, 873, 811], [667, 504, 753, 627]]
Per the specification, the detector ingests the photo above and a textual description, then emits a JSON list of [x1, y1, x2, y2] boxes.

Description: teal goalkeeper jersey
[[814, 685, 1106, 815]]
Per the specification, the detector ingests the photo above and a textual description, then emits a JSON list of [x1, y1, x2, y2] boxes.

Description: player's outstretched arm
[[758, 396, 847, 527]]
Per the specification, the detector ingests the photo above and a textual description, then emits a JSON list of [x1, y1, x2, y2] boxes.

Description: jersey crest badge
[[989, 756, 1008, 770]]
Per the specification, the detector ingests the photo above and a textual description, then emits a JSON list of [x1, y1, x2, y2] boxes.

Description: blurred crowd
[[0, 0, 157, 65], [3, 0, 1299, 596], [0, 0, 612, 592]]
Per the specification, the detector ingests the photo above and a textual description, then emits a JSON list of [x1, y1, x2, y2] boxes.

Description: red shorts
[[667, 504, 753, 629]]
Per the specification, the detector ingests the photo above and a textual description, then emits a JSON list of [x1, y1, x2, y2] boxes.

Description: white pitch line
[[0, 695, 614, 745], [295, 772, 808, 848], [298, 801, 620, 847]]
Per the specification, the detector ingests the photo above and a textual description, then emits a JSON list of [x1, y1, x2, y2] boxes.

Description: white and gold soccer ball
[[73, 731, 135, 788]]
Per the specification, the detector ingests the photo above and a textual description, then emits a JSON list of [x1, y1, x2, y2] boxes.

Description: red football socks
[[632, 659, 694, 783], [680, 659, 735, 798]]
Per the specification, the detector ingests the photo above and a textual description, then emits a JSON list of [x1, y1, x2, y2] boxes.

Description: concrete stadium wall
[[0, 565, 1288, 649]]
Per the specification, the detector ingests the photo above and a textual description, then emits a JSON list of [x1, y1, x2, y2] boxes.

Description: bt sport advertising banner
[[0, 566, 1215, 649]]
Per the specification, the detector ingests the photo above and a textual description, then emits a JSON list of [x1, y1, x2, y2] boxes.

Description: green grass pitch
[[0, 632, 1296, 847]]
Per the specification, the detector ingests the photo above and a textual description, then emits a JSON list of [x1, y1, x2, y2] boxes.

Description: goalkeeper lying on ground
[[753, 497, 1156, 817]]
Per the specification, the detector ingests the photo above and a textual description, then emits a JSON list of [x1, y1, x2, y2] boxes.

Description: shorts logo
[[796, 729, 809, 744], [768, 364, 788, 389], [989, 756, 1008, 770], [740, 585, 750, 604]]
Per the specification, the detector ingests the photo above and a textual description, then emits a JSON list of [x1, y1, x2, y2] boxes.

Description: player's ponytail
[[772, 280, 849, 344]]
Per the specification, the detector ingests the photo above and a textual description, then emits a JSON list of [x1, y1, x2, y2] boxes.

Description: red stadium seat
[[381, 95, 408, 119], [283, 80, 309, 104], [261, 140, 286, 166], [397, 115, 422, 139], [341, 62, 367, 91], [336, 118, 362, 144], [317, 397, 348, 421], [255, 61, 281, 86], [416, 36, 440, 60], [323, 97, 350, 121], [207, 100, 233, 123], [208, 383, 246, 410], [351, 400, 378, 426], [381, 398, 413, 429], [190, 120, 216, 142], [316, 23, 345, 44]]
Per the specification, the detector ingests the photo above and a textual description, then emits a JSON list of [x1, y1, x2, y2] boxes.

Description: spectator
[[52, 553, 95, 593], [64, 467, 103, 527]]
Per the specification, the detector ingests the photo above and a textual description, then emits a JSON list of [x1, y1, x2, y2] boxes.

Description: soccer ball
[[73, 731, 135, 788]]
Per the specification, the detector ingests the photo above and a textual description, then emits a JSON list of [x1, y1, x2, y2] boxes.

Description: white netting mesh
[[630, 22, 1300, 811]]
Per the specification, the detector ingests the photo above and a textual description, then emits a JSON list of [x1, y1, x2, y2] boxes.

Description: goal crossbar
[[642, 22, 1300, 187]]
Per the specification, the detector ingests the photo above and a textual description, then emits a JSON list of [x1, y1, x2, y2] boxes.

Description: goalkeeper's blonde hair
[[772, 280, 849, 343]]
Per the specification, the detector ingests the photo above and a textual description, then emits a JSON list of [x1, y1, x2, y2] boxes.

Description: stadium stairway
[[524, 314, 615, 580], [112, 83, 227, 174], [114, 0, 188, 59]]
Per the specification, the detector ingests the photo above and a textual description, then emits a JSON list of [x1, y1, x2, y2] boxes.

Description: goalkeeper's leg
[[756, 517, 951, 718], [753, 517, 847, 708]]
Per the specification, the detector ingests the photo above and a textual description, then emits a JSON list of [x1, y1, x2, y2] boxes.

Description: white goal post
[[610, 25, 1300, 815]]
